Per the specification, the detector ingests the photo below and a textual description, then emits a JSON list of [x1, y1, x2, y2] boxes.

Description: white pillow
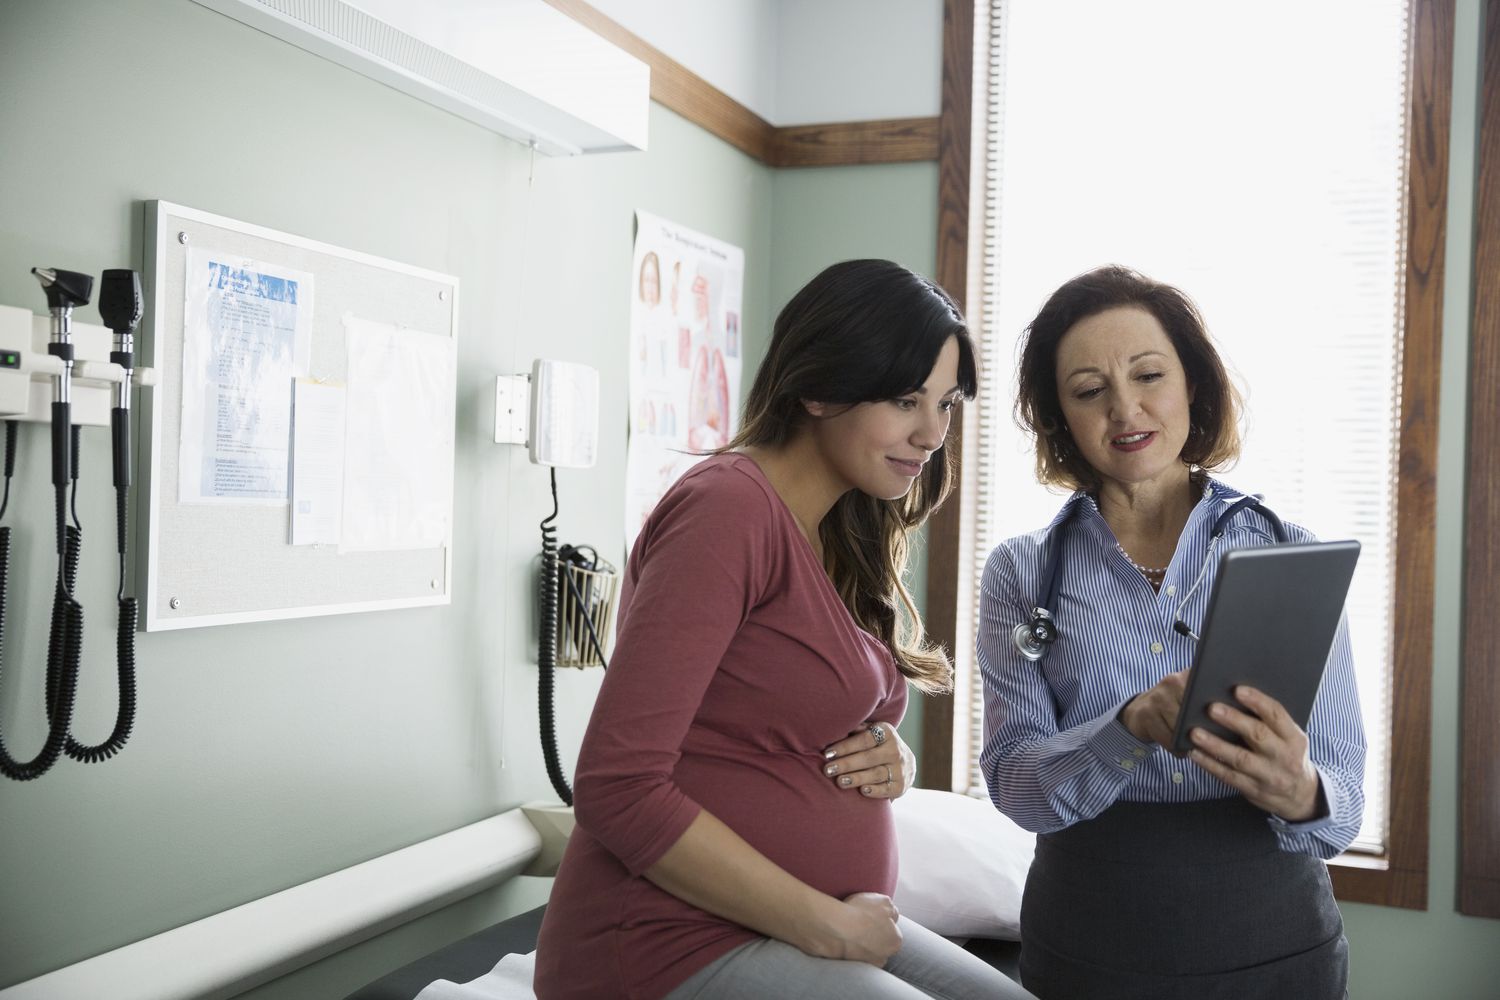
[[891, 787, 1034, 940]]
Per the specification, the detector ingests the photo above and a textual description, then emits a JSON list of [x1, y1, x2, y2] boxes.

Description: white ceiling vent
[[192, 0, 650, 155]]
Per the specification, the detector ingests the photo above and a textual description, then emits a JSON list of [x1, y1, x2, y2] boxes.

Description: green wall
[[0, 1, 773, 995]]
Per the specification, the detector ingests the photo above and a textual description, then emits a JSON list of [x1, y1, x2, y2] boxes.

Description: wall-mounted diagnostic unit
[[495, 360, 612, 805], [0, 267, 157, 781]]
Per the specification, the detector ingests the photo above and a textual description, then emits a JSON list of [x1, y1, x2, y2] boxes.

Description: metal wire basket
[[555, 560, 618, 668]]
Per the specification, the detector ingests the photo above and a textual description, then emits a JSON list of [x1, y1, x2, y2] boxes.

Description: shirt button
[[1166, 585, 1177, 596], [1172, 771, 1184, 784], [1150, 641, 1163, 654], [1120, 759, 1136, 771], [1132, 747, 1147, 758]]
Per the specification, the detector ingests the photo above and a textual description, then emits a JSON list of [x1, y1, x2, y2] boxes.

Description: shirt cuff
[[1086, 704, 1158, 777], [1266, 768, 1335, 834]]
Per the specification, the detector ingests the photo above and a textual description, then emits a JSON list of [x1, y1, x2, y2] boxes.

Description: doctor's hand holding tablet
[[1123, 537, 1361, 822]]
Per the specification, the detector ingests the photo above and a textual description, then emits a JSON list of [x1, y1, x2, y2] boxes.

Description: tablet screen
[[1169, 540, 1360, 756]]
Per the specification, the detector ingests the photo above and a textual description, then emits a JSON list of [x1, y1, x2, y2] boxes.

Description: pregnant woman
[[534, 260, 1032, 1000]]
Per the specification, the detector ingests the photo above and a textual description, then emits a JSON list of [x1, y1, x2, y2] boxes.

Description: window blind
[[958, 0, 1410, 855]]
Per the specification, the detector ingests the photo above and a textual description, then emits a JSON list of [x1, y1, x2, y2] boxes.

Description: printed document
[[289, 379, 347, 545], [179, 248, 313, 504]]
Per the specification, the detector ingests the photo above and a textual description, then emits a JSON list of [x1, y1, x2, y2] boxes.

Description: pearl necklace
[[1115, 541, 1168, 578]]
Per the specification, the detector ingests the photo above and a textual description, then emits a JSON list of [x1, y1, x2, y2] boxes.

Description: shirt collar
[[1201, 476, 1249, 506], [1052, 475, 1250, 531], [1046, 490, 1095, 533]]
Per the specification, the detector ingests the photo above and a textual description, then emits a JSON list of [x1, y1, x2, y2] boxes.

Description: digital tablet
[[1169, 540, 1360, 756]]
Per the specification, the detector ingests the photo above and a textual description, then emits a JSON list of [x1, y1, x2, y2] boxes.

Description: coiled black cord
[[538, 466, 573, 806], [56, 475, 136, 763], [62, 479, 137, 762], [0, 534, 79, 781], [46, 428, 83, 728], [106, 487, 137, 760], [45, 525, 82, 724], [0, 415, 138, 778], [0, 414, 81, 781]]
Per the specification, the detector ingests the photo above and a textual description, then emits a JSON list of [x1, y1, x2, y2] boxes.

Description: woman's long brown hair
[[725, 260, 977, 693]]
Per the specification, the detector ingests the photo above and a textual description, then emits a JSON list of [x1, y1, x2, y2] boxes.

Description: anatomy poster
[[625, 211, 744, 553]]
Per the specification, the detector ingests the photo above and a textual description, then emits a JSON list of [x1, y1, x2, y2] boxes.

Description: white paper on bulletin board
[[290, 378, 347, 546], [340, 316, 456, 553]]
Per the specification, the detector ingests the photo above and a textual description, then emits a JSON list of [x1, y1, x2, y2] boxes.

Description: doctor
[[978, 265, 1366, 999]]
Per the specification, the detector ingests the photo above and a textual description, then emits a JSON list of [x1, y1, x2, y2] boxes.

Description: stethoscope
[[1011, 494, 1288, 662]]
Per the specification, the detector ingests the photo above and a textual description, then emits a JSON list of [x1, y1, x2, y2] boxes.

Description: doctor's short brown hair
[[1015, 265, 1242, 493]]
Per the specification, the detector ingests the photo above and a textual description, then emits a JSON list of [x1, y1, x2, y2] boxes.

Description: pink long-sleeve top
[[533, 453, 908, 1000]]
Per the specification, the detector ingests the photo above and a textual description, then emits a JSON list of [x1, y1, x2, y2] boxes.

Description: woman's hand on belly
[[822, 722, 914, 799], [643, 807, 902, 966]]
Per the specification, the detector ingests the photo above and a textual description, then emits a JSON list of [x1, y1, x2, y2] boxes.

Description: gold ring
[[886, 764, 894, 784]]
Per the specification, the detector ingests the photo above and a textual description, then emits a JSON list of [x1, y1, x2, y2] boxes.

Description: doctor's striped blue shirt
[[977, 478, 1367, 859]]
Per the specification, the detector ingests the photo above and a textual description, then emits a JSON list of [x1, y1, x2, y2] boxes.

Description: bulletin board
[[139, 201, 459, 630]]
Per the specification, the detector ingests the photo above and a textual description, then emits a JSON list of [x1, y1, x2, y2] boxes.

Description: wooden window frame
[[1461, 0, 1500, 922], [923, 0, 1452, 911]]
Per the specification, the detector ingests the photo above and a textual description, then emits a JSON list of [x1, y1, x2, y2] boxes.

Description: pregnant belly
[[674, 752, 898, 900]]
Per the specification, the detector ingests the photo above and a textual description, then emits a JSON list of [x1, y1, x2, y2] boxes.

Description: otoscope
[[0, 268, 91, 781], [35, 267, 88, 545], [53, 269, 141, 763], [102, 269, 140, 507]]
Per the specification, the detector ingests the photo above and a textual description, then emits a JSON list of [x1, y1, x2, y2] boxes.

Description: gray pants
[[663, 916, 1034, 1000]]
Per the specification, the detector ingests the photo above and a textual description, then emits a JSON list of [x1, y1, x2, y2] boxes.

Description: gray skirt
[[1019, 796, 1347, 1000]]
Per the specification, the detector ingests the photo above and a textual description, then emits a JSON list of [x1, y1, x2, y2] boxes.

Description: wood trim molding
[[1327, 0, 1450, 911], [920, 0, 975, 791], [771, 118, 940, 168], [542, 0, 939, 168], [1460, 0, 1500, 921]]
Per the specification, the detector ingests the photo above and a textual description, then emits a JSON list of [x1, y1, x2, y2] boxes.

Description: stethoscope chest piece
[[1012, 607, 1057, 662]]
